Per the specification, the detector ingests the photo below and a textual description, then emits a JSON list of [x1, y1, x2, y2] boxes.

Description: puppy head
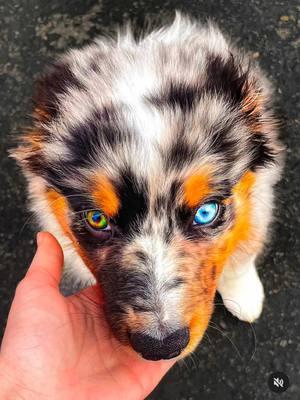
[[12, 15, 283, 360]]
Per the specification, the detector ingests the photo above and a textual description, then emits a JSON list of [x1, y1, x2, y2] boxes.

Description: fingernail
[[37, 232, 45, 247]]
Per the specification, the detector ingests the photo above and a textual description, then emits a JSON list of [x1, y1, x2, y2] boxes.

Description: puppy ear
[[239, 62, 284, 171], [32, 61, 82, 123], [10, 60, 81, 168], [240, 67, 272, 132]]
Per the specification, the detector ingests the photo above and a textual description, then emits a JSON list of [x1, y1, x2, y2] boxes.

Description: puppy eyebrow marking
[[183, 169, 212, 208], [92, 174, 120, 217]]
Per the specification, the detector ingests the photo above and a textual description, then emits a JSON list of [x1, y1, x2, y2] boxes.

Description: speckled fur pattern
[[11, 12, 284, 358]]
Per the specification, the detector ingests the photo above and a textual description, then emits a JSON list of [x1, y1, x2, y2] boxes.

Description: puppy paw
[[217, 262, 265, 323]]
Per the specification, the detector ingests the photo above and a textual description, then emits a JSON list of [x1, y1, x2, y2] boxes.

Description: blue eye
[[194, 201, 219, 225]]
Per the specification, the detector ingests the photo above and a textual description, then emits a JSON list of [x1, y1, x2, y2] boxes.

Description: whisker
[[209, 299, 257, 363], [177, 356, 189, 371], [207, 322, 243, 362], [71, 208, 100, 215], [17, 211, 38, 239], [16, 192, 92, 238]]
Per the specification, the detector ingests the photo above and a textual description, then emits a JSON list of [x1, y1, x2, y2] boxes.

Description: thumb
[[25, 231, 64, 287]]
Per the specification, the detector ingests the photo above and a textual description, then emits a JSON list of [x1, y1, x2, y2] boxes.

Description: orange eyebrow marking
[[92, 175, 120, 217], [46, 189, 95, 272], [183, 169, 211, 208]]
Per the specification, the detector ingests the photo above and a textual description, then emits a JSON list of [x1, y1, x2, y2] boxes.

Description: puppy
[[12, 13, 284, 361]]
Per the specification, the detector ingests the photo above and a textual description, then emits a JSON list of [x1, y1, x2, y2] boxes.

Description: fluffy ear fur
[[33, 61, 84, 123], [194, 51, 284, 172], [239, 65, 284, 172], [10, 61, 78, 167]]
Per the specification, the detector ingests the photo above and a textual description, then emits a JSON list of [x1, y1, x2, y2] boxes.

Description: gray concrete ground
[[0, 0, 299, 399]]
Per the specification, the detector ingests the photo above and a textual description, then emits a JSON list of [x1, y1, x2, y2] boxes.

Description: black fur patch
[[248, 134, 276, 170], [149, 81, 199, 112], [204, 54, 248, 106], [63, 107, 131, 168], [148, 54, 248, 113], [175, 204, 194, 229], [24, 106, 135, 195], [114, 168, 149, 235], [163, 133, 199, 171], [33, 61, 84, 121], [207, 121, 239, 159], [99, 260, 155, 323]]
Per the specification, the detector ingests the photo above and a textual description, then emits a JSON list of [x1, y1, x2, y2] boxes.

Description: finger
[[25, 231, 64, 287], [138, 358, 175, 399]]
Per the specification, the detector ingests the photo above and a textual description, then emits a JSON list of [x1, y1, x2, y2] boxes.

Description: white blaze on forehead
[[113, 58, 166, 144]]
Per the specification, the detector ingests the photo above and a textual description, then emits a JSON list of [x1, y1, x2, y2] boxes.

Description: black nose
[[129, 327, 190, 360]]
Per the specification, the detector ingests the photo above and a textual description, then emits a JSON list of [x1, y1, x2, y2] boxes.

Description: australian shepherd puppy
[[12, 13, 284, 361]]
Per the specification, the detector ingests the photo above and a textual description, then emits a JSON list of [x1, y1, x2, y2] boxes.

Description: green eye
[[86, 210, 108, 230]]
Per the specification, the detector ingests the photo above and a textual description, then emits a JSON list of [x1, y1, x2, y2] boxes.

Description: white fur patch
[[218, 258, 265, 322]]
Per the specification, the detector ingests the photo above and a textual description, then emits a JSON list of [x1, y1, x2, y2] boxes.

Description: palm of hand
[[0, 233, 173, 400]]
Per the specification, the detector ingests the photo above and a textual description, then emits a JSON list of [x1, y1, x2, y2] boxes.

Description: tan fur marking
[[180, 171, 258, 355], [183, 169, 212, 208], [46, 190, 95, 272], [92, 174, 120, 217]]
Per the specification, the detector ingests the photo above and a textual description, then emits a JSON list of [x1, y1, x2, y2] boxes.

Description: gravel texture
[[0, 1, 299, 399]]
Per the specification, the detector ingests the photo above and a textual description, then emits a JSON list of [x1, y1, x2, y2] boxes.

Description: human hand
[[0, 232, 174, 400]]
